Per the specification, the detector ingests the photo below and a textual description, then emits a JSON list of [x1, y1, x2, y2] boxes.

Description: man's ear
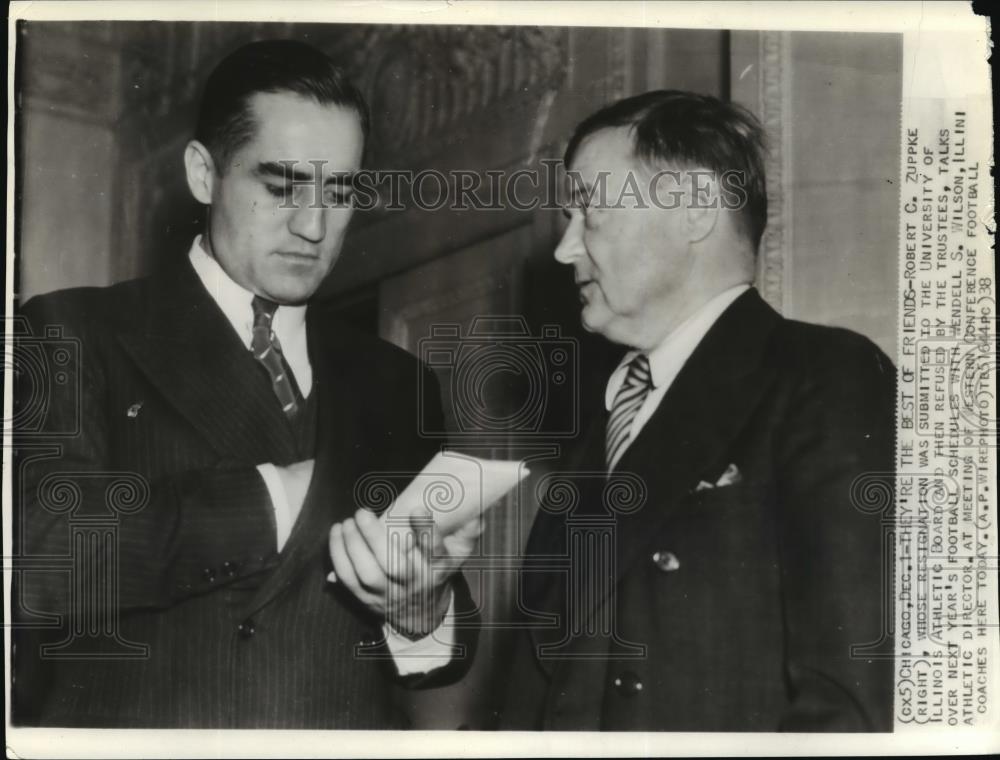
[[184, 140, 217, 205], [683, 170, 720, 243]]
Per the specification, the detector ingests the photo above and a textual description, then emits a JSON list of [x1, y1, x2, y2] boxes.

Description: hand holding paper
[[327, 452, 528, 639]]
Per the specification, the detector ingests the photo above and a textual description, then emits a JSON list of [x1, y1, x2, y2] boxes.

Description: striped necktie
[[605, 353, 652, 470], [250, 296, 300, 418]]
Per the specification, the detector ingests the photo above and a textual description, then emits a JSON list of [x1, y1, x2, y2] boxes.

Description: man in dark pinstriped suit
[[13, 40, 477, 728]]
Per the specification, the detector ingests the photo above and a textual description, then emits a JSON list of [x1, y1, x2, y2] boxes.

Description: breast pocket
[[111, 388, 218, 475], [675, 481, 768, 517], [652, 482, 775, 584]]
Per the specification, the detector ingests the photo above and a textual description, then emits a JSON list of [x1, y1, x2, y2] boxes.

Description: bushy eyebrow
[[254, 161, 354, 188]]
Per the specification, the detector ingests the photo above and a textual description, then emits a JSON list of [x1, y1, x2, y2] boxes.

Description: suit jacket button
[[652, 550, 680, 572], [222, 560, 238, 577], [202, 567, 216, 583], [238, 618, 256, 639], [613, 671, 643, 696]]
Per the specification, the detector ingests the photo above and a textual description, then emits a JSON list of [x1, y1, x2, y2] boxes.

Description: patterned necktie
[[250, 296, 300, 418], [605, 353, 652, 470]]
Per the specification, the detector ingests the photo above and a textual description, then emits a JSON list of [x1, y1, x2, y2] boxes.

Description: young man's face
[[554, 127, 693, 349], [202, 91, 364, 304]]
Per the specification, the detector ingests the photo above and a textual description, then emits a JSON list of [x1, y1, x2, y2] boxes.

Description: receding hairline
[[565, 124, 707, 180], [213, 88, 366, 170], [245, 89, 366, 127]]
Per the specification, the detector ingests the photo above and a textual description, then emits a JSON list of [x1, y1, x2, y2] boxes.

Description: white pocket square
[[716, 463, 742, 487], [694, 463, 742, 491]]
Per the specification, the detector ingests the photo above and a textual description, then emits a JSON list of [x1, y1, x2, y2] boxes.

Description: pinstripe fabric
[[11, 259, 474, 728], [605, 354, 651, 470]]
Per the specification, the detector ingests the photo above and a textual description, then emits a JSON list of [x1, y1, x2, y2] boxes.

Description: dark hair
[[195, 39, 370, 172], [564, 90, 768, 252]]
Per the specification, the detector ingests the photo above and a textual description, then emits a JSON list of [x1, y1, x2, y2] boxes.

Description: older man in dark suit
[[500, 91, 895, 731], [13, 40, 476, 728]]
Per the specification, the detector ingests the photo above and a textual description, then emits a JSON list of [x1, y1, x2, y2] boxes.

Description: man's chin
[[262, 258, 337, 302], [580, 305, 611, 337], [261, 279, 321, 306], [581, 307, 636, 347]]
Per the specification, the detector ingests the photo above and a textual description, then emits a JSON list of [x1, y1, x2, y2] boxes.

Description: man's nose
[[553, 215, 585, 265], [288, 202, 326, 243]]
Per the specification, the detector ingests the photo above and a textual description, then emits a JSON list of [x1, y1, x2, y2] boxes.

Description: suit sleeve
[[774, 335, 896, 731], [13, 296, 279, 619]]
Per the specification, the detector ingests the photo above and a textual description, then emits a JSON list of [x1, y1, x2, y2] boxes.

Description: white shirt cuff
[[257, 463, 293, 551], [383, 590, 457, 675]]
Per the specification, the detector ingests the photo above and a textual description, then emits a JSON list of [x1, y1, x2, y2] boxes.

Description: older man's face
[[554, 127, 693, 349], [204, 91, 364, 305]]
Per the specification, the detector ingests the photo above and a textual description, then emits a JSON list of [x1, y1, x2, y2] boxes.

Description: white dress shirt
[[605, 284, 751, 470], [188, 236, 454, 673]]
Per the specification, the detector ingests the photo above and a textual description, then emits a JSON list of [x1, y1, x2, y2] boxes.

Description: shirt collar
[[187, 235, 307, 349], [605, 283, 751, 410]]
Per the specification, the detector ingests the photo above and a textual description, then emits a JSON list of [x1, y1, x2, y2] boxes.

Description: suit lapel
[[116, 260, 299, 465], [534, 290, 783, 660], [116, 256, 363, 614], [611, 289, 781, 579], [243, 316, 365, 614]]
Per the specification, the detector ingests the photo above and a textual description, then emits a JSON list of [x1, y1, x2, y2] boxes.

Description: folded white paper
[[327, 452, 528, 584], [378, 451, 528, 535]]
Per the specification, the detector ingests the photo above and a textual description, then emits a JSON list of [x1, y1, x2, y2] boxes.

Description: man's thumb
[[408, 505, 443, 556]]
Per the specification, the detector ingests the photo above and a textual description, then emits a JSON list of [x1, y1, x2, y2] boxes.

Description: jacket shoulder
[[767, 317, 895, 382], [18, 278, 153, 335]]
